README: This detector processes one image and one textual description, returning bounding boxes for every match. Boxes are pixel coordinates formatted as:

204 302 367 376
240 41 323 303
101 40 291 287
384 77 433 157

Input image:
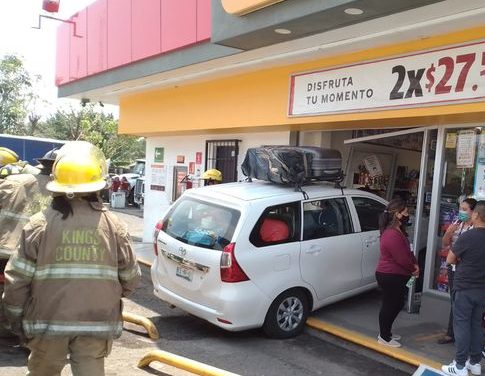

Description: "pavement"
134 238 456 371
113 207 457 372
109 205 144 242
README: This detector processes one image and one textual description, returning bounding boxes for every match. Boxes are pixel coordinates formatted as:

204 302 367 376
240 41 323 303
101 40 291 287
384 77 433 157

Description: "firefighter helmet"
46 141 108 194
202 169 222 182
0 147 19 167
36 148 59 173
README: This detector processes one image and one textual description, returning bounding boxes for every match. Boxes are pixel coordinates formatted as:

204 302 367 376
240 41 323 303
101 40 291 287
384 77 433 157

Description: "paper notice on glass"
150 164 166 189
363 154 383 177
445 133 457 148
456 130 476 168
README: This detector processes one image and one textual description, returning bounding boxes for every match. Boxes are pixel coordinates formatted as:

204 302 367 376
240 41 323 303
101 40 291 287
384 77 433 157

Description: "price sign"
289 41 485 116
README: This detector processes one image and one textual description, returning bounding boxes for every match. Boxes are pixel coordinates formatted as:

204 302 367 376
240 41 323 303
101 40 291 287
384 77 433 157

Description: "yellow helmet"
46 141 108 194
202 169 222 182
0 147 19 167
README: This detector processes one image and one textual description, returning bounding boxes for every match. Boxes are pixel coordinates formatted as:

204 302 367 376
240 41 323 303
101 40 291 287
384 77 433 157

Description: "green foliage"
0 55 33 134
0 55 144 167
41 104 144 167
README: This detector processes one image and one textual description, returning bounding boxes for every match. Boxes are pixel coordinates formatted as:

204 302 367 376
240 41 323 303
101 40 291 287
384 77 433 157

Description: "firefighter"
0 148 56 260
202 168 222 186
0 149 56 339
3 141 141 375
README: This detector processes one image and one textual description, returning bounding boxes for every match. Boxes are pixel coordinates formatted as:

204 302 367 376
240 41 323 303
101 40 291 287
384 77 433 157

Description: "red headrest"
260 217 290 243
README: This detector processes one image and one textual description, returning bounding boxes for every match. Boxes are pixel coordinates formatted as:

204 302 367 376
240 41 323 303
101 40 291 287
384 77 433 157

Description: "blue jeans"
453 288 485 366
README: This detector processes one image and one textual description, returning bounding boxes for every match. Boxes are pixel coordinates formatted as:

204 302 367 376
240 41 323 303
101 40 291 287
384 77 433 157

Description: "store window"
432 127 482 292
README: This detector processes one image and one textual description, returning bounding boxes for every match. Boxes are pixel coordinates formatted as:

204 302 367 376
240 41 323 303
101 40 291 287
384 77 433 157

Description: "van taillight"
153 220 164 256
220 243 249 283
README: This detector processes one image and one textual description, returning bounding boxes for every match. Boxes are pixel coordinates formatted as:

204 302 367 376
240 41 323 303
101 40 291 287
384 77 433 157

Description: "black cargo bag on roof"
241 146 343 185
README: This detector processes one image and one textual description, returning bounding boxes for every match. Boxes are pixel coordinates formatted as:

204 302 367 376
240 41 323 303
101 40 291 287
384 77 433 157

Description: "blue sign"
413 365 444 376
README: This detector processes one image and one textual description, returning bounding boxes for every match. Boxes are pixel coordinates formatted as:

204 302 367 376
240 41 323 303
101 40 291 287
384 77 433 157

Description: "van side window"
250 202 301 247
303 198 353 241
352 197 386 232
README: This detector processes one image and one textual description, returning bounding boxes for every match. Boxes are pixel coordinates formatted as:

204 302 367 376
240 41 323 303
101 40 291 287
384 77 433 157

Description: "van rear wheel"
263 289 309 339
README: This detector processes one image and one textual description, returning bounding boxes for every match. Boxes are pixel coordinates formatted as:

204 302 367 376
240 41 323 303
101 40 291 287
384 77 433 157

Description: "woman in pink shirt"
376 198 419 348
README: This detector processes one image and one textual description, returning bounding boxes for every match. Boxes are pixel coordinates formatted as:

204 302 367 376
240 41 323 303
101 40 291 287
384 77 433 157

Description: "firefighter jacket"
2 198 141 339
0 174 52 259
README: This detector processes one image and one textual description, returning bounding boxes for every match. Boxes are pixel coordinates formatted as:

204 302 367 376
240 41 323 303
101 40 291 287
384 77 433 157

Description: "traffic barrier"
122 312 159 340
138 349 241 376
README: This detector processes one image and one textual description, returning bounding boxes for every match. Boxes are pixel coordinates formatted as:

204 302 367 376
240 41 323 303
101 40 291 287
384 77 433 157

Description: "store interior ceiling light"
274 28 292 35
344 8 364 15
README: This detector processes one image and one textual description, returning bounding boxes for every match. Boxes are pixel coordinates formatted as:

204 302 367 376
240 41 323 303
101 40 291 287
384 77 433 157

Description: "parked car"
133 176 145 208
151 180 386 338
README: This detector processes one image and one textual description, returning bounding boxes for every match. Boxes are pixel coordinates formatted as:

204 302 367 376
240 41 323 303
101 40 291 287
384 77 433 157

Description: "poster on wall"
150 164 166 191
195 152 202 165
445 133 457 148
474 134 485 199
363 154 383 177
456 130 476 168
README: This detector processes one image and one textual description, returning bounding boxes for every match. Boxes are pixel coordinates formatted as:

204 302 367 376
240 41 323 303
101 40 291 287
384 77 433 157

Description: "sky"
0 0 118 119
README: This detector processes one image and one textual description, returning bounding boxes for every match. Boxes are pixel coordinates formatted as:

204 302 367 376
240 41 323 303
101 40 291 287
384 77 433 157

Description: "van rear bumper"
152 281 268 332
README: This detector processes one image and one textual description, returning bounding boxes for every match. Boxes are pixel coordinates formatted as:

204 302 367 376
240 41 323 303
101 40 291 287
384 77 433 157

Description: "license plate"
176 266 193 282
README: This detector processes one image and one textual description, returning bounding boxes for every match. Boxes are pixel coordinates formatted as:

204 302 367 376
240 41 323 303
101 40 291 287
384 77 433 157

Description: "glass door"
424 126 481 295
344 127 438 312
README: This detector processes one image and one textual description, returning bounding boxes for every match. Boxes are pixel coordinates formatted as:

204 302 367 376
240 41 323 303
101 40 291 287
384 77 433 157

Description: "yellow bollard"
138 349 241 376
122 312 159 340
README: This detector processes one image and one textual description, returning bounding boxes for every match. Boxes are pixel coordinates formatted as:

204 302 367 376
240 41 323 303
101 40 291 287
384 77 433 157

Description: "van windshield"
162 197 240 250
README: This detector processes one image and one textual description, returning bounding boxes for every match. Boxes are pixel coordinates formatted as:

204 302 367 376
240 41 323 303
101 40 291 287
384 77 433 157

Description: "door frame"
344 126 437 308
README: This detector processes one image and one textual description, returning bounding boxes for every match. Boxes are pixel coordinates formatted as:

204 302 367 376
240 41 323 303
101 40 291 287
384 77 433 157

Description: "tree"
41 104 144 167
0 55 35 135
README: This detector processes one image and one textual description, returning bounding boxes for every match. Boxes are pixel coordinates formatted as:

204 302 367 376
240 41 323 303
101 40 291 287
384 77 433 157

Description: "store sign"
221 0 285 15
289 41 485 116
412 364 445 376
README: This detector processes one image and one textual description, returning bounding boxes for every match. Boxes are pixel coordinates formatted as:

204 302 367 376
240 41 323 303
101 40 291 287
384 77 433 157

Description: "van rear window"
162 197 240 250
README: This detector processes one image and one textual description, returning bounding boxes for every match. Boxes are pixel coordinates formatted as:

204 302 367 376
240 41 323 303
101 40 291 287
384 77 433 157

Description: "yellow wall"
119 26 485 136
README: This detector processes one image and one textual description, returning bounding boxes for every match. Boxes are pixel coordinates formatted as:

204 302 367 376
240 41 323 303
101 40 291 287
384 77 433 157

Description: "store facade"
55 0 485 319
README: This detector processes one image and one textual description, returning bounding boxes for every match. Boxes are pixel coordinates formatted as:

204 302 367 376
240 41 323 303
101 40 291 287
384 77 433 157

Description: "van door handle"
306 245 322 255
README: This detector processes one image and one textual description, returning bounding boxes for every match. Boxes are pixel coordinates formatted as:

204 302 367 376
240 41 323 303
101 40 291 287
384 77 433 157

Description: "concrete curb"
306 317 442 370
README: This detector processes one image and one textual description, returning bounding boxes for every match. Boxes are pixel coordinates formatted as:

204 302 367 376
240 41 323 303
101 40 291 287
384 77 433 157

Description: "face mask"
458 210 470 222
399 214 410 226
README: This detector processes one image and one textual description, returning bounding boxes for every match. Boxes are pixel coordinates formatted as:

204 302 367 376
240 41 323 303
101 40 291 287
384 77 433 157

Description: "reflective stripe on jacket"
3 198 141 339
0 174 52 259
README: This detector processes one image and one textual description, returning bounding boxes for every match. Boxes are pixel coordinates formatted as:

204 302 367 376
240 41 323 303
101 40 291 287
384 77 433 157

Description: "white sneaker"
441 361 468 376
377 335 401 348
391 334 401 341
466 359 481 375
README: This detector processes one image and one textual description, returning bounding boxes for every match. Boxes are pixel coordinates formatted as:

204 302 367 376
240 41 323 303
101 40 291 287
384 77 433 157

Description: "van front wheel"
263 289 309 339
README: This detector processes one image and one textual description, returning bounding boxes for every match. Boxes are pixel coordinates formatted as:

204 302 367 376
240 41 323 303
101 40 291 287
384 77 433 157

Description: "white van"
151 180 387 338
